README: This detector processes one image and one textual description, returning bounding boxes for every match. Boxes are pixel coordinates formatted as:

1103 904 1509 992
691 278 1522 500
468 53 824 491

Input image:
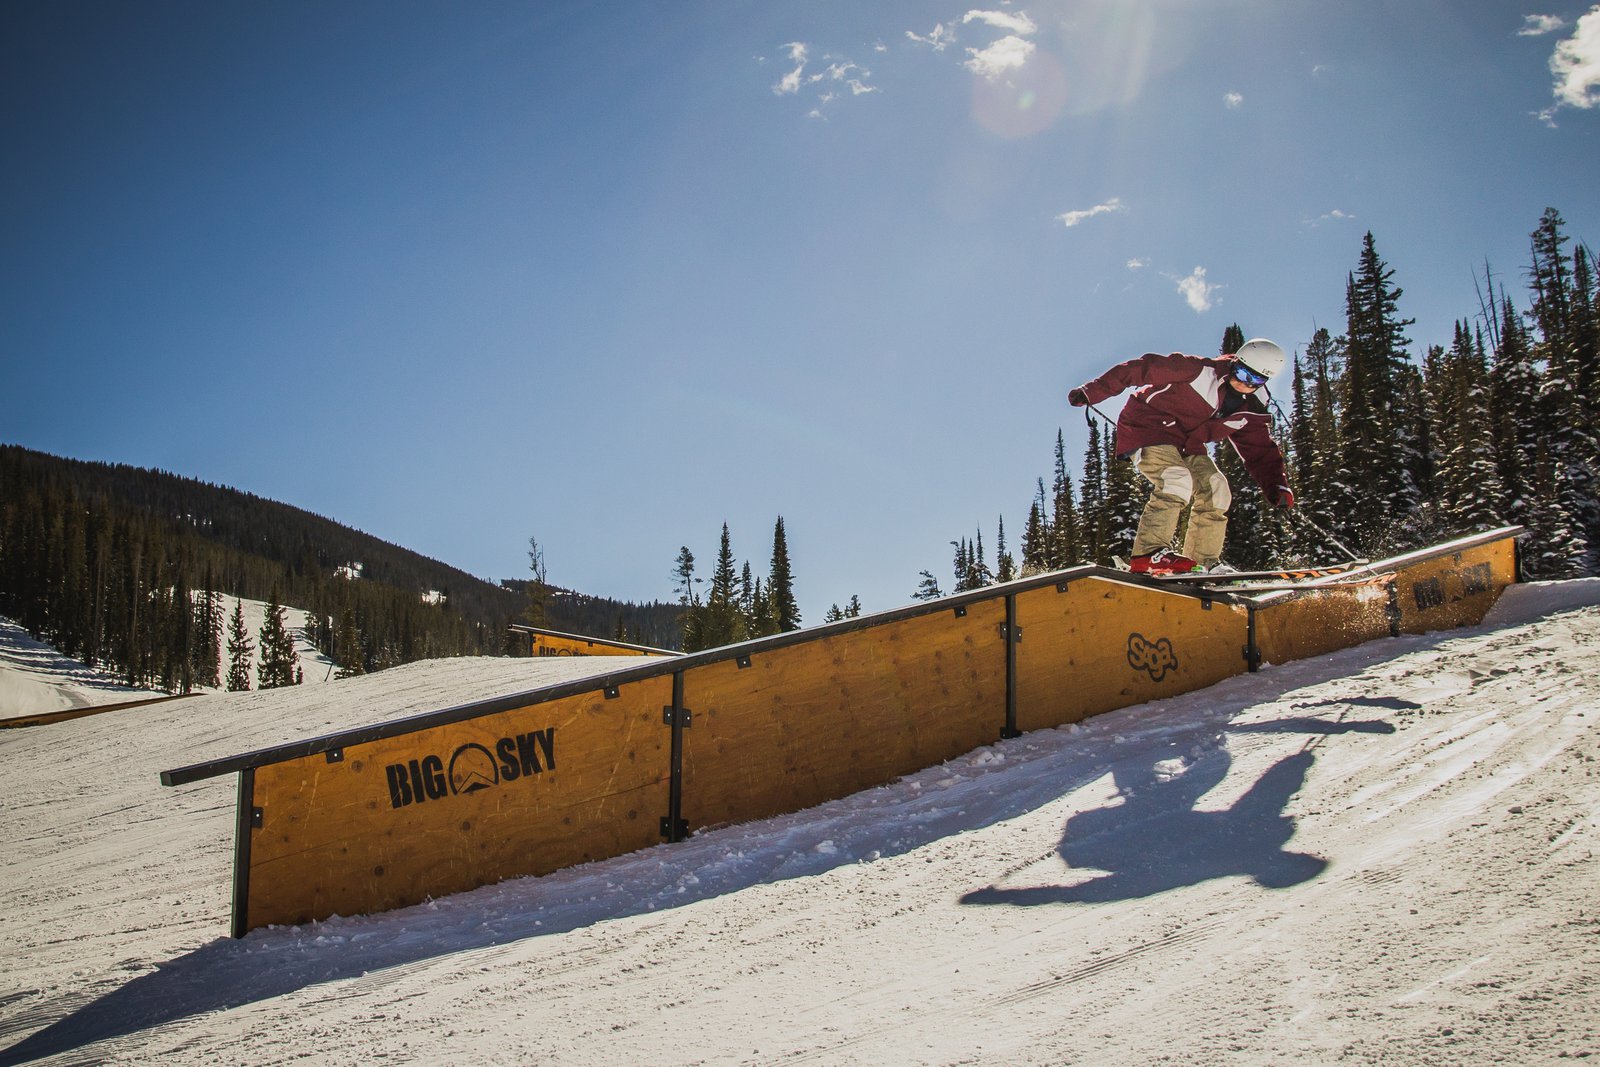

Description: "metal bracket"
325 748 344 764
998 623 1023 643
660 816 689 839
604 684 621 700
250 807 264 829
736 654 752 669
953 605 967 618
663 706 693 728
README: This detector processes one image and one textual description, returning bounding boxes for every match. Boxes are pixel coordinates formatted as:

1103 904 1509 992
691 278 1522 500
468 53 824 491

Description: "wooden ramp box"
1253 529 1520 667
231 675 674 932
1012 576 1251 734
161 528 1522 935
679 599 1009 831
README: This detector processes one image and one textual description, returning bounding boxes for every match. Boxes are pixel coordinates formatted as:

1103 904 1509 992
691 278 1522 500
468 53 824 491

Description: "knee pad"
1157 466 1194 502
1209 473 1232 512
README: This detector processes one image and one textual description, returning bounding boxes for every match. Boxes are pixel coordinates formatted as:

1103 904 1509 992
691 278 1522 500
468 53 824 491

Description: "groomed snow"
2 581 1599 1065
0 594 335 722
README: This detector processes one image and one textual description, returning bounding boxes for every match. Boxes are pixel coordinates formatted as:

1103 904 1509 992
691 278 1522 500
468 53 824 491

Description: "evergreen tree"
194 565 222 689
335 604 364 678
768 516 800 632
1101 431 1144 561
169 562 195 693
1220 323 1246 357
1430 323 1504 532
225 600 253 692
951 538 974 592
1528 209 1600 571
1339 232 1421 552
1079 420 1107 562
913 570 943 600
256 585 299 689
700 523 745 648
1048 431 1081 566
739 562 755 631
522 536 549 626
1020 479 1050 575
673 546 702 652
748 575 778 639
1491 293 1543 528
995 515 1017 582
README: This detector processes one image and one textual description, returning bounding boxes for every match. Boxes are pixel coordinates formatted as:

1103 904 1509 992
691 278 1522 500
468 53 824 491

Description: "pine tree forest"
947 210 1599 592
673 516 816 653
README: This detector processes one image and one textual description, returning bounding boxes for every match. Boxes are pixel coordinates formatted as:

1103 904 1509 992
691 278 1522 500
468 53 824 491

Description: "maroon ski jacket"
1078 352 1290 502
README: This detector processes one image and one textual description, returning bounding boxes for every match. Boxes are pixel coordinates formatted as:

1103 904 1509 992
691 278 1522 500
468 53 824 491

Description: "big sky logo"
383 728 555 810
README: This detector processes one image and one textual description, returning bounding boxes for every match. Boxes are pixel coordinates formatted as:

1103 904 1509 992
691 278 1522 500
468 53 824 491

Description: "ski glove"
1274 487 1296 509
1068 387 1089 407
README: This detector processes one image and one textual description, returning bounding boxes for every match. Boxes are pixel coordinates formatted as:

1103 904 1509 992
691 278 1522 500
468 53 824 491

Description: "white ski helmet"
1235 338 1286 380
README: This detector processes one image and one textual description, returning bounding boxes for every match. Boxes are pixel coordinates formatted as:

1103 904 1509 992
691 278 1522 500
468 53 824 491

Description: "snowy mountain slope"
2 581 1598 1065
0 595 336 721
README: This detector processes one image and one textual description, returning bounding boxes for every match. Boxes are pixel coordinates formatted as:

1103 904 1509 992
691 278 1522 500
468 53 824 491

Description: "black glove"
1068 387 1089 408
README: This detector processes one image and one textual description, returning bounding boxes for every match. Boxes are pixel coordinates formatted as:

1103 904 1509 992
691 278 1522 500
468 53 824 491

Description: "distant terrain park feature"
161 528 1522 937
507 625 678 659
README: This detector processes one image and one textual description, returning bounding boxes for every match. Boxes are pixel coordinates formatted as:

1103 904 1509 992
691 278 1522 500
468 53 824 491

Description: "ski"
1153 560 1371 583
1193 572 1395 594
1109 557 1372 582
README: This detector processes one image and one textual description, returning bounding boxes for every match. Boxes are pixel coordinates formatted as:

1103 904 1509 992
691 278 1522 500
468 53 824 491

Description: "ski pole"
1289 507 1364 563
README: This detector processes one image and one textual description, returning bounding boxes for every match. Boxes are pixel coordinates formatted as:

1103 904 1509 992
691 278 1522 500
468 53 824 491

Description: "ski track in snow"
2 581 1599 1065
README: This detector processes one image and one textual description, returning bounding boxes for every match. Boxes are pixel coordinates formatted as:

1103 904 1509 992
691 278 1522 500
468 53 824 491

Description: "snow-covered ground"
0 595 335 720
2 581 1599 1065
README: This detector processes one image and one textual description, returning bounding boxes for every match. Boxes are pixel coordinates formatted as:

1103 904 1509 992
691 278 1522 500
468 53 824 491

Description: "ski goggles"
1231 363 1269 388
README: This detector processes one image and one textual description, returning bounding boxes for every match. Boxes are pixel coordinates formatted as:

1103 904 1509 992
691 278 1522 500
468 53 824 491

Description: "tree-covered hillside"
0 447 680 691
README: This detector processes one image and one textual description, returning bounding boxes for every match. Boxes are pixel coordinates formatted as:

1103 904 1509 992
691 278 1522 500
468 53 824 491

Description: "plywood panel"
1012 577 1250 734
245 675 673 931
1254 585 1394 666
527 632 667 657
680 601 1007 830
1254 536 1516 665
1392 539 1517 634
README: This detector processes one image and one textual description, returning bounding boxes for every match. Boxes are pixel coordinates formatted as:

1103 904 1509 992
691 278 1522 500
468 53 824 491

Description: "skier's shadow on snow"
961 718 1391 908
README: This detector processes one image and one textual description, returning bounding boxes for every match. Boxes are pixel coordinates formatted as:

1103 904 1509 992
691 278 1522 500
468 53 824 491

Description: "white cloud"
1126 258 1149 271
1057 198 1124 228
953 8 1039 80
819 61 878 96
1301 208 1357 229
965 35 1036 80
961 10 1038 36
1550 5 1600 109
1519 13 1567 36
1224 91 1244 109
1176 267 1220 313
770 43 877 112
773 42 808 95
906 23 957 51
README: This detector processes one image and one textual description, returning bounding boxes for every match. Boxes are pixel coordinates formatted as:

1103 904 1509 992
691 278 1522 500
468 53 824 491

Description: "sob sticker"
1127 633 1178 682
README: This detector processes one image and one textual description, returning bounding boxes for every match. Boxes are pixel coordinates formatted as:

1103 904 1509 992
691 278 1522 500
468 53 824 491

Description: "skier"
1068 338 1295 575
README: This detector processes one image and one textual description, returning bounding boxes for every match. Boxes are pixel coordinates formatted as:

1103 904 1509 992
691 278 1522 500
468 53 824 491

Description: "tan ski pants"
1130 445 1232 566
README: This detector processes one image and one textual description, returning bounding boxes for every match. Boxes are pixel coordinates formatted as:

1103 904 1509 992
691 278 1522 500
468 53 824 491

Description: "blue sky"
4 1 1599 623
